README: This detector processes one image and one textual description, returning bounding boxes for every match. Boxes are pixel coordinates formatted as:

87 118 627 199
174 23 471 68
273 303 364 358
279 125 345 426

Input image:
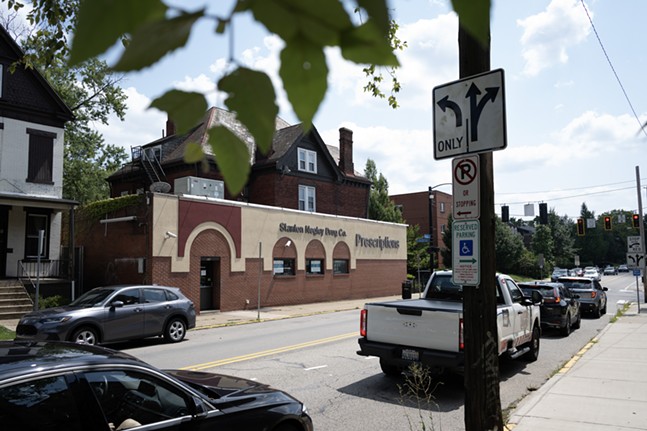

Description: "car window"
143 288 167 303
85 370 192 430
70 288 118 307
505 279 524 303
165 290 179 301
0 375 84 431
425 275 463 301
113 289 140 306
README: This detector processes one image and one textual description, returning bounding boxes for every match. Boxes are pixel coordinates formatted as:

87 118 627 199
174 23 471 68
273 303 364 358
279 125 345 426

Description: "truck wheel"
523 325 540 362
379 359 401 377
560 314 571 337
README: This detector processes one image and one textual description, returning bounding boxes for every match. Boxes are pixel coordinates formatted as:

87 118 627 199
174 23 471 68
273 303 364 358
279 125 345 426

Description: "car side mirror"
110 300 124 308
602 287 608 291
531 290 543 305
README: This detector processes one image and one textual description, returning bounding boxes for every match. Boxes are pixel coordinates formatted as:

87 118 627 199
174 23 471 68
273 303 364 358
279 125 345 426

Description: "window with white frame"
299 185 316 212
298 148 317 173
439 202 445 213
25 211 49 259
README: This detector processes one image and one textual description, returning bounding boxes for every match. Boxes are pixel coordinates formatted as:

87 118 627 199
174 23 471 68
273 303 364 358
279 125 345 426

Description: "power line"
580 0 647 139
496 178 647 196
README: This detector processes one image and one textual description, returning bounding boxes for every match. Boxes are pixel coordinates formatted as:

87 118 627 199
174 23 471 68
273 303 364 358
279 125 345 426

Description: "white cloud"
517 0 591 76
94 87 166 152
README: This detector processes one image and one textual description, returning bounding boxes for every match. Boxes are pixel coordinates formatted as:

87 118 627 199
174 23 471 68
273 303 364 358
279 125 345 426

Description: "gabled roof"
111 107 368 184
0 25 73 126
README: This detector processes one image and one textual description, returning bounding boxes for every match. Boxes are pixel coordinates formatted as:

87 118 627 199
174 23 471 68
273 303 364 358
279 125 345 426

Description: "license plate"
401 349 419 361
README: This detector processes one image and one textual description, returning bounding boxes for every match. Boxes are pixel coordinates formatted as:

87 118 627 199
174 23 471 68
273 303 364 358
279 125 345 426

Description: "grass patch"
0 325 15 341
610 301 631 323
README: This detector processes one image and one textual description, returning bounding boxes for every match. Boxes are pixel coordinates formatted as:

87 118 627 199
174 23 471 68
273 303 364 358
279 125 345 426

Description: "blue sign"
459 240 473 256
633 269 642 277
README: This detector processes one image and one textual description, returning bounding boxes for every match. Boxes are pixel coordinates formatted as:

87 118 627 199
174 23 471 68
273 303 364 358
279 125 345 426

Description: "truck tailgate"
365 299 462 353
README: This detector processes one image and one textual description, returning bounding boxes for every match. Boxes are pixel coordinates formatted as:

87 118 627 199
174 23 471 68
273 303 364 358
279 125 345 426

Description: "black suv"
0 341 313 431
518 281 581 336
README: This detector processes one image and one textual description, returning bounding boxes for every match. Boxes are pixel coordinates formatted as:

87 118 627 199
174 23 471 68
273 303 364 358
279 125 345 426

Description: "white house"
0 25 74 280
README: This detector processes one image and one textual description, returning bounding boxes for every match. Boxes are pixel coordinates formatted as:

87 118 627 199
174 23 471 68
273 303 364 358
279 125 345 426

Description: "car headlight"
40 316 72 324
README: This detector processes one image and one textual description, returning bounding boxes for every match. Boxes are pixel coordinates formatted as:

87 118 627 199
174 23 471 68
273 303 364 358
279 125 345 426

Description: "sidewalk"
507 301 647 430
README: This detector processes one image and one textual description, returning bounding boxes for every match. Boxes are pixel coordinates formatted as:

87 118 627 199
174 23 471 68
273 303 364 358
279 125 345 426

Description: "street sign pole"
458 20 502 431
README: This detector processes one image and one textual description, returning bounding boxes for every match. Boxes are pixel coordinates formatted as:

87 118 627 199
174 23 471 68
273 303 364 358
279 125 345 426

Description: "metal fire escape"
131 146 167 187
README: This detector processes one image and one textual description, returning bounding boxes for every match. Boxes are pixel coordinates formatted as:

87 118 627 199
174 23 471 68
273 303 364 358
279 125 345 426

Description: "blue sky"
93 0 647 220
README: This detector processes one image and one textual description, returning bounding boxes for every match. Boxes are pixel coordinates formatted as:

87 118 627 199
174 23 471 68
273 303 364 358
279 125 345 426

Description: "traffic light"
603 216 612 231
501 205 509 223
577 218 585 236
539 203 548 225
633 214 641 228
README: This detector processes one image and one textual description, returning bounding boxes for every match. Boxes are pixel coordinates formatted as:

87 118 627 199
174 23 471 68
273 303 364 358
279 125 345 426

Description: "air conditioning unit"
174 176 224 199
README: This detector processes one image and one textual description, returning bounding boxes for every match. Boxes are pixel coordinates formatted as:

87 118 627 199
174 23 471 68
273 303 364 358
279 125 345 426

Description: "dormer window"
298 148 317 173
145 146 162 162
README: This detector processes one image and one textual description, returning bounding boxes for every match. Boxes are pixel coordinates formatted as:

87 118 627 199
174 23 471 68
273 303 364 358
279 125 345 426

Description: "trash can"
402 280 412 299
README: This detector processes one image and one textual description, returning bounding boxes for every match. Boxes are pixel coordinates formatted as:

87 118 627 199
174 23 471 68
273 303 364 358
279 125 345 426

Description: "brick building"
390 189 453 269
78 109 407 312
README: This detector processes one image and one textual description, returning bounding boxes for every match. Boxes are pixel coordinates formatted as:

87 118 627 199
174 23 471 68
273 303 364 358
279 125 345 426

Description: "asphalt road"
121 272 643 430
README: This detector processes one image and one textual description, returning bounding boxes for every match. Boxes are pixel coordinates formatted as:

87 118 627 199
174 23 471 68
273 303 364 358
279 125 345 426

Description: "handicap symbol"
459 240 473 256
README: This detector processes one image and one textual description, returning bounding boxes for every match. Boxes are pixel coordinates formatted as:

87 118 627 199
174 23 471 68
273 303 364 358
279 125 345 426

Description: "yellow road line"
558 340 595 374
181 331 358 371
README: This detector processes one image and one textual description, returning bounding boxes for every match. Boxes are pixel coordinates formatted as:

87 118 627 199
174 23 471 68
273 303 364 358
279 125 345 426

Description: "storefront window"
306 259 323 275
333 259 349 274
274 258 295 276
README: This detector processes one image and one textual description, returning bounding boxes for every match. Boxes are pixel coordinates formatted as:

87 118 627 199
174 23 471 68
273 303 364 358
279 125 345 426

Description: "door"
505 278 531 345
200 257 220 311
0 206 7 277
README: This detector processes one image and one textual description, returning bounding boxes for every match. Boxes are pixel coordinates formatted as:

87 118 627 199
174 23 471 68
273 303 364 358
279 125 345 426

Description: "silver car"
15 285 196 345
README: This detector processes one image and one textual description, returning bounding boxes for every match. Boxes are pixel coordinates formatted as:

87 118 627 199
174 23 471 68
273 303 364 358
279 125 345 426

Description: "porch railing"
17 259 70 279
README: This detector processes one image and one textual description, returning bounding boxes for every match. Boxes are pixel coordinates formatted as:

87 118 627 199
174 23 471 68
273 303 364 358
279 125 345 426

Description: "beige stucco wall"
151 194 407 273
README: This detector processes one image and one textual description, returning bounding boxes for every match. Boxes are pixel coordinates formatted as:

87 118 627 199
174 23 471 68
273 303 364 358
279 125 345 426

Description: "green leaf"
208 127 251 196
149 90 208 135
247 0 351 47
451 0 491 47
183 142 205 163
113 11 203 72
356 0 390 36
280 40 328 128
71 0 167 66
218 68 278 154
340 20 399 66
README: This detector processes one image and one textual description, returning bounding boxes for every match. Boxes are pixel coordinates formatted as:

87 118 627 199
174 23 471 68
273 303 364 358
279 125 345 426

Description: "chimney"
339 127 354 175
165 116 176 137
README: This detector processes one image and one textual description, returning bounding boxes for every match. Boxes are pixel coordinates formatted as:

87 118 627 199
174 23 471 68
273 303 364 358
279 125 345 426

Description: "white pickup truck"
357 270 542 376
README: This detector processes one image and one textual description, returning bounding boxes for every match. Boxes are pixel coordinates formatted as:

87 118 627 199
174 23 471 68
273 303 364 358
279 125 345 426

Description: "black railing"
17 260 70 279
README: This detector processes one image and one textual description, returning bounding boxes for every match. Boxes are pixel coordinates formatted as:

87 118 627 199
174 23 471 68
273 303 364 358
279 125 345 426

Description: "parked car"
550 267 569 282
0 340 313 431
603 265 618 276
15 284 196 345
518 281 581 336
583 268 601 281
558 276 608 318
569 267 583 277
618 264 629 273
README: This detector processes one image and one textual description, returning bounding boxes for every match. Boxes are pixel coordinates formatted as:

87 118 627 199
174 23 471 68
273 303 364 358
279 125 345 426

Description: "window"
145 146 162 162
113 289 140 305
273 258 295 276
306 258 324 274
0 375 84 431
143 288 166 303
27 129 56 184
440 224 446 233
505 279 524 303
333 259 349 274
299 185 316 212
439 202 445 213
0 64 4 98
25 211 49 259
85 370 191 429
298 148 317 173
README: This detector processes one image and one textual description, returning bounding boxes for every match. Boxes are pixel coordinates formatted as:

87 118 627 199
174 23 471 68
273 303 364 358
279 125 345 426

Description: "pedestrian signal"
603 216 611 231
577 218 585 236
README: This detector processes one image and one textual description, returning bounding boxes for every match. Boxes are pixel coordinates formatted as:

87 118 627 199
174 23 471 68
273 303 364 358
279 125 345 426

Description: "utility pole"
459 17 503 431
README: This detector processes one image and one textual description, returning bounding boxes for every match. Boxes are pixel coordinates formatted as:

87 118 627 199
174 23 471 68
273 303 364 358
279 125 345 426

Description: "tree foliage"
364 159 403 223
2 0 491 197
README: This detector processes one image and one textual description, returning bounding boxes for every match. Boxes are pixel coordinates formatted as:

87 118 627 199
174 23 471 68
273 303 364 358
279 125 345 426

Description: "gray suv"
15 285 196 345
558 276 608 318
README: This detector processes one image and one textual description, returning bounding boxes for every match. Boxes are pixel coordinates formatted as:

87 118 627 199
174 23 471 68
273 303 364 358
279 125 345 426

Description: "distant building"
390 189 453 269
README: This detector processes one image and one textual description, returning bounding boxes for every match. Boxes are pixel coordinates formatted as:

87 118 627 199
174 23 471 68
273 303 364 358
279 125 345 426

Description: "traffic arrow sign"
433 69 507 160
